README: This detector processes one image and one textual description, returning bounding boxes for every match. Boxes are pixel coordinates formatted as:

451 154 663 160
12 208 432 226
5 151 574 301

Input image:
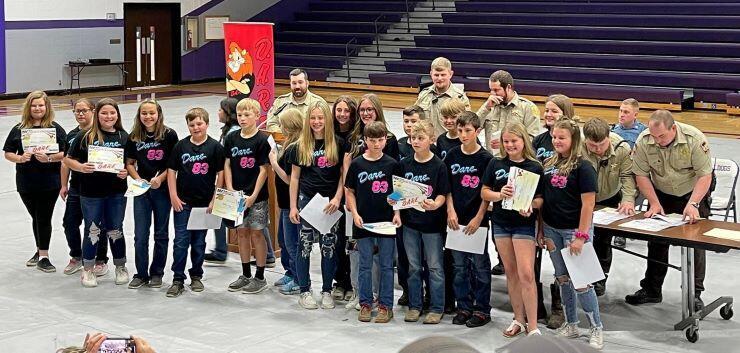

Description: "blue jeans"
80 193 127 268
395 227 410 291
210 221 228 260
64 186 109 262
264 227 275 261
172 206 207 282
133 187 171 280
544 224 603 328
279 208 297 278
451 245 492 315
295 193 338 293
403 226 445 313
359 237 395 308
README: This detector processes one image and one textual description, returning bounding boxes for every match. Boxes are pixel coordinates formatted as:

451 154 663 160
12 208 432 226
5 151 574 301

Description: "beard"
293 88 307 98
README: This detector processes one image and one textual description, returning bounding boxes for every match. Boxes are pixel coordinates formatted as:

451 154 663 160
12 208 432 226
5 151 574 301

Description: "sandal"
503 319 526 338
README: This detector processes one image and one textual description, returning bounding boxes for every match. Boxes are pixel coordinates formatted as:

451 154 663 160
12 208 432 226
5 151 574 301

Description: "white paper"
267 135 277 152
618 213 687 232
362 222 398 235
592 207 632 225
704 228 740 241
299 194 343 235
501 166 540 212
391 175 428 212
345 207 353 239
186 207 223 230
444 226 489 255
560 242 606 289
124 178 151 197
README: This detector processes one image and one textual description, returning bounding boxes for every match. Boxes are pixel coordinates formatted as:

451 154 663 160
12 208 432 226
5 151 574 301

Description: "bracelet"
574 230 590 241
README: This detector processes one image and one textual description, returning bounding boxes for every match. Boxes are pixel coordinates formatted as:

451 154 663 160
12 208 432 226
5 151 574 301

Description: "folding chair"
710 158 739 222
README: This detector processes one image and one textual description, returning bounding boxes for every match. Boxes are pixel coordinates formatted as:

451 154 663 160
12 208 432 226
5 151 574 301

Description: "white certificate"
186 207 223 230
592 207 632 225
362 222 398 236
211 188 246 225
21 128 58 153
88 145 124 173
299 194 343 235
391 175 429 212
125 178 151 197
560 242 605 289
502 166 540 212
444 226 489 255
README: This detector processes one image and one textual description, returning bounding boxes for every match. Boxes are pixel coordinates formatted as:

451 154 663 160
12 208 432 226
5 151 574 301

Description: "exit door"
124 3 180 88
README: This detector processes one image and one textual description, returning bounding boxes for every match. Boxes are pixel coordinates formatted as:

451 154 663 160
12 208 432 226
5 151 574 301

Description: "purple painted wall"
0 2 5 93
181 0 314 82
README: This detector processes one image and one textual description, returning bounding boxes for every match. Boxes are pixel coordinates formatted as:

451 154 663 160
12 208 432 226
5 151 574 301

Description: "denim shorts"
237 200 269 230
492 222 536 241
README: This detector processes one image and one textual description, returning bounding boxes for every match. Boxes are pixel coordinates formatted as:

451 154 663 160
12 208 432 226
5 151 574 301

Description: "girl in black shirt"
3 91 66 272
65 98 129 288
333 95 356 142
125 99 178 288
344 94 399 166
533 94 575 164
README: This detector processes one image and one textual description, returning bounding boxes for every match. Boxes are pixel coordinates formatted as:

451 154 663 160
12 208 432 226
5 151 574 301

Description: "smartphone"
98 337 135 353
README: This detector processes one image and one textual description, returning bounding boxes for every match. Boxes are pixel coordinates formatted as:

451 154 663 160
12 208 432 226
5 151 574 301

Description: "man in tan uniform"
626 110 713 311
265 68 326 132
582 118 637 296
476 70 541 153
414 57 471 137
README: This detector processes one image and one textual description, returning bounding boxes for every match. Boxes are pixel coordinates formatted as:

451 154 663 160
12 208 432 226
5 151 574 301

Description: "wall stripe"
6 19 124 30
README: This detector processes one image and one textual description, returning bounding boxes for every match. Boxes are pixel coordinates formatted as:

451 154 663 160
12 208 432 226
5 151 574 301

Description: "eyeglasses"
359 108 375 114
74 109 91 115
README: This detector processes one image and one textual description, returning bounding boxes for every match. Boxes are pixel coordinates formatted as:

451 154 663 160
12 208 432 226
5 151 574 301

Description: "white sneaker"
299 291 319 310
589 327 604 350
115 266 129 285
81 269 97 288
557 322 580 339
93 263 109 277
345 292 359 309
63 258 83 275
321 291 335 309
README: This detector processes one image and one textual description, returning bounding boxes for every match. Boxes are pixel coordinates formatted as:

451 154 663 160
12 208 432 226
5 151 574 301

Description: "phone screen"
98 338 134 353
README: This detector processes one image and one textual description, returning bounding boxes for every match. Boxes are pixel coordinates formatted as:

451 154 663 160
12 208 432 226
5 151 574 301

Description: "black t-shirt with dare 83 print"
482 157 544 227
3 122 67 193
68 129 129 198
224 130 271 202
289 136 345 198
124 128 179 181
533 131 555 164
344 155 402 239
541 159 597 229
444 146 493 225
167 136 226 207
399 155 450 233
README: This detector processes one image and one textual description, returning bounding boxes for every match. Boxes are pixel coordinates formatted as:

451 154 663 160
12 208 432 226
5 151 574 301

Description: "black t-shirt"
533 130 555 164
400 155 450 233
289 136 345 198
542 159 598 229
68 129 129 197
167 136 226 207
275 143 296 210
445 146 493 225
398 136 439 161
64 126 83 189
125 128 179 182
435 133 461 160
345 154 402 239
336 128 352 143
3 122 67 193
482 157 544 227
224 130 271 202
350 134 401 162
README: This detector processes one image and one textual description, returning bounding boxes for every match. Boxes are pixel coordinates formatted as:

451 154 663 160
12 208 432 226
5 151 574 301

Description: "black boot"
536 281 548 323
546 282 564 329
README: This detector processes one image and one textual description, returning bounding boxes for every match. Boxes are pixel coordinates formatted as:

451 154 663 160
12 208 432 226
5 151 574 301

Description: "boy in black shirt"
435 99 467 160
445 112 494 328
166 108 225 298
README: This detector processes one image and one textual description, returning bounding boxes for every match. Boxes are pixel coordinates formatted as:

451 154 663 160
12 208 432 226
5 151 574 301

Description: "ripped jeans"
80 193 127 269
294 193 338 293
543 223 603 328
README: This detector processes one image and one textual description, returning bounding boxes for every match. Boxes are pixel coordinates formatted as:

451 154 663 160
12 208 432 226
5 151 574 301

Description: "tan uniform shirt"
632 121 712 197
265 90 326 132
582 133 637 204
414 84 471 136
476 92 541 153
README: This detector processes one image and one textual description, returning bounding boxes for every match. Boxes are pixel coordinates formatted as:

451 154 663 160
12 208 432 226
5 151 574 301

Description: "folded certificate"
391 175 428 212
125 178 151 197
88 145 124 173
362 222 398 235
560 242 605 289
21 128 58 153
299 194 343 235
445 226 489 255
502 167 540 212
186 207 223 230
211 188 247 226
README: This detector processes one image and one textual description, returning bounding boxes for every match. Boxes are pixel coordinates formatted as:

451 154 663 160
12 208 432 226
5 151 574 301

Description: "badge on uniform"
700 141 710 154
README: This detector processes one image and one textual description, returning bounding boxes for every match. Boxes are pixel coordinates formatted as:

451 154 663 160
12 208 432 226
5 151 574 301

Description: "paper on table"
124 178 151 197
704 228 740 241
362 222 398 235
560 242 605 289
592 207 632 225
186 207 223 230
299 194 343 235
501 166 540 212
391 175 428 212
444 226 489 255
21 128 59 153
619 213 687 232
88 145 125 173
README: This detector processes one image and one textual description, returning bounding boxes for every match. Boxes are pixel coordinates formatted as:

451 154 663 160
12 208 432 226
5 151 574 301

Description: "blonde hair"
545 118 583 177
296 101 339 166
622 98 640 111
410 120 434 139
349 93 392 157
130 99 166 143
85 98 124 145
278 108 303 158
440 98 466 119
20 90 55 129
236 98 261 115
499 122 538 163
431 57 452 71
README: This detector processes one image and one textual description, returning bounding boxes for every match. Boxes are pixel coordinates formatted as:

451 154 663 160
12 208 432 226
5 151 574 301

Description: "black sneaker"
694 295 704 312
36 258 56 273
26 252 39 267
204 253 226 265
166 281 185 298
444 303 457 315
452 310 472 325
466 312 491 328
128 277 148 289
594 280 606 297
625 289 662 305
149 275 163 288
491 262 505 276
397 291 409 306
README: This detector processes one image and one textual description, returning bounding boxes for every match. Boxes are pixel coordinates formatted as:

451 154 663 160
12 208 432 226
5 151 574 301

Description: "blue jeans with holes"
544 223 603 328
279 208 297 279
133 187 171 280
295 193 338 293
171 205 207 282
403 226 445 313
64 185 109 262
80 193 127 268
359 237 395 308
451 244 492 315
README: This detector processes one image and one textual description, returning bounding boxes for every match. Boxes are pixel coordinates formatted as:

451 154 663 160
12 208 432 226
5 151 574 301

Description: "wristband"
574 230 589 241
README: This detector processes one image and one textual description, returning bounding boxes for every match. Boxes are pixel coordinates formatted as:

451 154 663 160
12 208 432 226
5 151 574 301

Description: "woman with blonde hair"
3 90 67 272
